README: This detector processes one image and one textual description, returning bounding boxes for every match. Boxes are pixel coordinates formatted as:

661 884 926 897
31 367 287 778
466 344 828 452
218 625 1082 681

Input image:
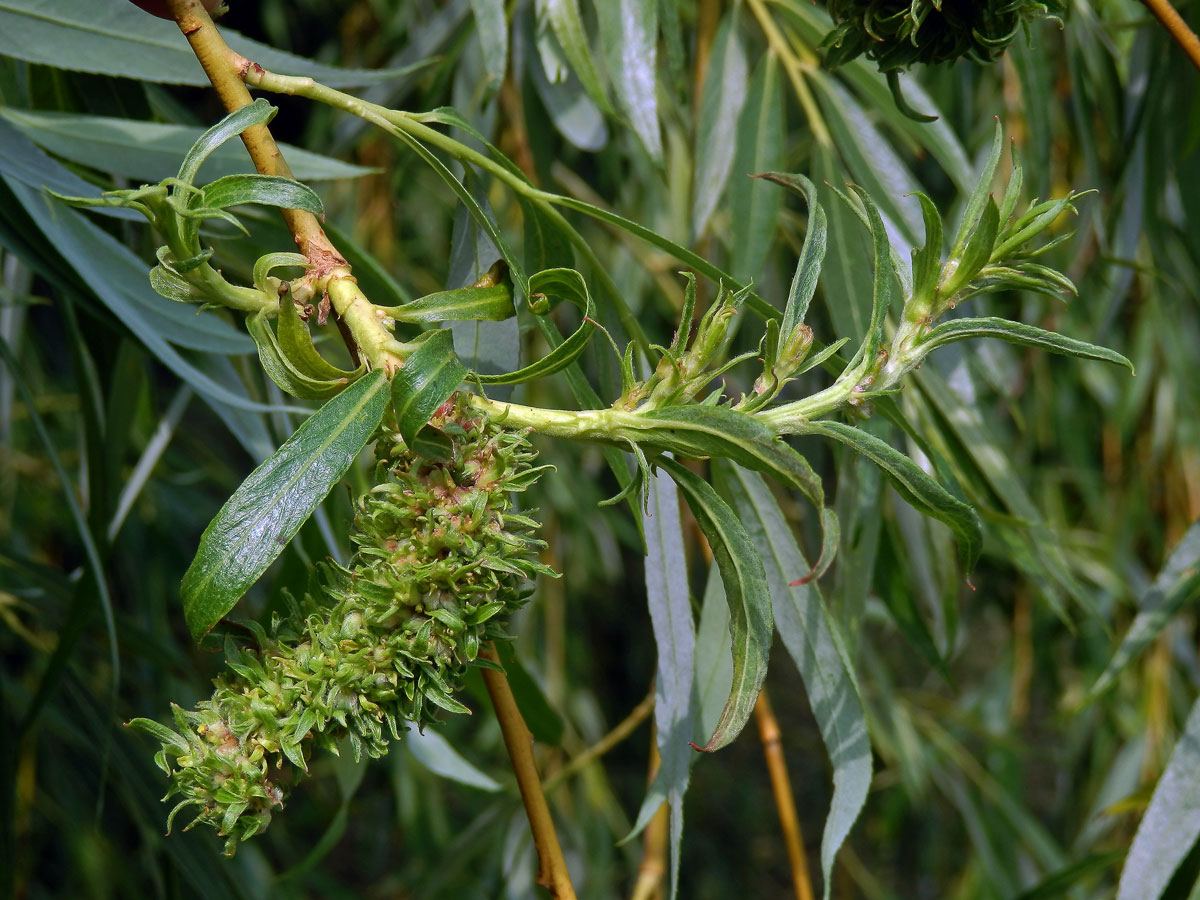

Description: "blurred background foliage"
1 0 1199 897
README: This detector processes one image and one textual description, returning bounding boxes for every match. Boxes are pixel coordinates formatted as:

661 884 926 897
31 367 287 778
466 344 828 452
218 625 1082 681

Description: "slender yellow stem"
480 645 578 900
755 690 816 900
163 0 403 372
164 0 338 268
1141 0 1200 71
745 0 831 148
543 691 655 793
630 727 668 900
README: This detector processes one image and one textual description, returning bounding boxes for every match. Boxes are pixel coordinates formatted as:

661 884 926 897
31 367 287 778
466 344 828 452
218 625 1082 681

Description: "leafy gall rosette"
130 395 552 854
823 0 1065 71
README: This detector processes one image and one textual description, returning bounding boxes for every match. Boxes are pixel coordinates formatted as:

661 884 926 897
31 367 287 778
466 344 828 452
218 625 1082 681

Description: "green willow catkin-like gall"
822 0 1064 71
129 395 553 854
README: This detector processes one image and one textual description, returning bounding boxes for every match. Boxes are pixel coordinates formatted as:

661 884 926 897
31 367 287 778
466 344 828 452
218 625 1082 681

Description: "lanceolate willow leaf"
1083 520 1200 705
659 457 772 753
920 318 1134 371
0 0 428 88
716 463 870 900
596 0 663 164
180 371 390 640
470 267 598 385
758 172 828 338
640 466 695 900
692 9 749 237
729 52 785 283
1117 696 1200 900
796 418 983 572
391 329 467 446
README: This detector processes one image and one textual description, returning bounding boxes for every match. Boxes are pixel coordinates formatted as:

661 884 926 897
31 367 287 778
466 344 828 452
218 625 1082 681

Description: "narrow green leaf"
468 0 508 95
1084 520 1200 704
758 172 827 339
391 330 467 447
813 148 875 345
1118 696 1200 900
910 192 944 308
277 296 363 383
149 264 205 304
659 457 771 752
181 370 390 641
388 284 515 324
692 10 748 236
0 107 376 184
843 185 895 373
716 464 870 900
178 100 276 186
921 318 1135 372
200 174 325 218
597 0 662 163
0 0 427 88
729 53 785 283
535 0 613 114
940 196 999 298
407 729 502 791
796 419 982 572
246 312 347 400
471 267 597 385
641 465 695 899
630 405 824 512
694 564 734 744
950 119 1004 259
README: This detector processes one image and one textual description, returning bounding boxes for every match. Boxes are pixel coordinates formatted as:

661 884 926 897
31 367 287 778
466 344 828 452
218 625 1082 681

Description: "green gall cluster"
129 395 552 854
823 0 1064 72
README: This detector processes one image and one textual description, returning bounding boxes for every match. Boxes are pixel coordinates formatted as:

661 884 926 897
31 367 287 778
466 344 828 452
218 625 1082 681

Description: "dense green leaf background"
2 0 1199 898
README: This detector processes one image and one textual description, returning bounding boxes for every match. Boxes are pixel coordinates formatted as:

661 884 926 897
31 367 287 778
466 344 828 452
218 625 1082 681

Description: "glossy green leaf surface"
391 330 466 446
180 370 390 640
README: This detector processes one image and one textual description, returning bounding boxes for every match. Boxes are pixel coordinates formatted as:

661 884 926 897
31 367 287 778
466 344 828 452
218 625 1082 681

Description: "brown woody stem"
1142 0 1200 71
480 645 578 900
755 690 815 900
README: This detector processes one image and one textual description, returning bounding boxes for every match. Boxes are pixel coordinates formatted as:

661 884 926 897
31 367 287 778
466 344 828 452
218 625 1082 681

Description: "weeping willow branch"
1141 0 1200 71
480 645 578 900
165 0 336 264
163 0 401 370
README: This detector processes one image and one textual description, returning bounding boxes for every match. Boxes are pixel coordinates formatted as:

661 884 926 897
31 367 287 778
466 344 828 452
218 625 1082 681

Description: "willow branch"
755 690 815 900
480 645 578 900
163 0 402 371
1141 0 1200 71
543 690 655 793
165 0 340 266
